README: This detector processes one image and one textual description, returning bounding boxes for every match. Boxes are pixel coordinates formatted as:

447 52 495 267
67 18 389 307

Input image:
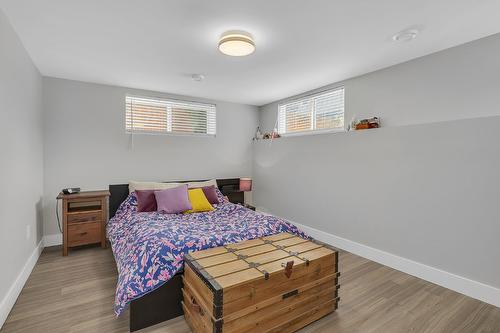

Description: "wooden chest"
182 233 340 333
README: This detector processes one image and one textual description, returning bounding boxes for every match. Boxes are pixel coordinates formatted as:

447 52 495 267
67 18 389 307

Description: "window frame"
125 94 217 137
277 86 345 137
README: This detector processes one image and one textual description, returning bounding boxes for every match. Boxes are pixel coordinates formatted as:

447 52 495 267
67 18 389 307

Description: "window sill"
279 128 346 138
126 131 216 138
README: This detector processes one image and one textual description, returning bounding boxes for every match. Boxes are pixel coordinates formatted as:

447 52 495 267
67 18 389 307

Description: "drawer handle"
190 296 204 316
79 232 88 236
73 217 96 223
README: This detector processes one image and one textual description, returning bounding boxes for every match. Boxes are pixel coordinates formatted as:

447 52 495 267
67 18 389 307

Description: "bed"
107 179 307 331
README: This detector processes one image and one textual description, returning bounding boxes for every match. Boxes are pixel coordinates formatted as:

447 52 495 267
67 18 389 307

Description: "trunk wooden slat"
182 233 339 333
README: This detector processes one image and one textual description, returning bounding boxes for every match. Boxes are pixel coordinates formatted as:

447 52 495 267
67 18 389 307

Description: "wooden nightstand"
57 190 110 256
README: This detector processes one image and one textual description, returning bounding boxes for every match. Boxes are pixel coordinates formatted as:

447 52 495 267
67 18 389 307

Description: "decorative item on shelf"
253 126 263 141
262 128 281 140
353 117 380 130
348 115 357 131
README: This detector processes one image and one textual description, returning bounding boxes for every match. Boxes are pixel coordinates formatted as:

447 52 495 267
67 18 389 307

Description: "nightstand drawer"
68 223 101 246
67 211 101 224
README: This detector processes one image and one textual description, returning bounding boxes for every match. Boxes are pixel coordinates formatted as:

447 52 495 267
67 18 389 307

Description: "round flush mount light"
218 31 255 56
392 29 419 42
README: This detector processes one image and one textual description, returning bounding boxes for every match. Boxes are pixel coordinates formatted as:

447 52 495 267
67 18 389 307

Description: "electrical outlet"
26 225 31 240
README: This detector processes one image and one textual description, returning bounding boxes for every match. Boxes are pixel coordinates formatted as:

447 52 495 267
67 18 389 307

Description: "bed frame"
108 179 243 332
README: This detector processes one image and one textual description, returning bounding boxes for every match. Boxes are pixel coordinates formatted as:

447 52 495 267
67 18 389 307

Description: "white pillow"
128 181 181 194
185 179 218 189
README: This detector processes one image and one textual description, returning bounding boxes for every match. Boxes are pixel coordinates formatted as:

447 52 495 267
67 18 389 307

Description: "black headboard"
109 178 243 218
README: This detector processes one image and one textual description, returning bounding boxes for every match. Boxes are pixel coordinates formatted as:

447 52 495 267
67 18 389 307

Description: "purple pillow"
201 186 220 205
154 184 192 214
135 190 157 212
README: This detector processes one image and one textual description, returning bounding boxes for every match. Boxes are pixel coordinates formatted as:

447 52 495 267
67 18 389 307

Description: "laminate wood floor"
2 245 500 333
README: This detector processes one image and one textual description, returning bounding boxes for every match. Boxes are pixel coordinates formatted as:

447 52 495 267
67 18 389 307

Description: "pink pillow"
135 190 157 212
154 184 192 214
199 186 220 205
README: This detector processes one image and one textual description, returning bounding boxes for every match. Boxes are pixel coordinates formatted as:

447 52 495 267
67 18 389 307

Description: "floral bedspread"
107 191 307 316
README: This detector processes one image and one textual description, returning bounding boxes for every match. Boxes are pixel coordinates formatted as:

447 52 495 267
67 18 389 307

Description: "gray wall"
42 78 259 237
255 33 500 289
0 9 43 306
260 33 500 131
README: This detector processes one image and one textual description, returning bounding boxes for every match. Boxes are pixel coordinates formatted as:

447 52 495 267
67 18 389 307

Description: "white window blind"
278 87 344 135
126 95 216 136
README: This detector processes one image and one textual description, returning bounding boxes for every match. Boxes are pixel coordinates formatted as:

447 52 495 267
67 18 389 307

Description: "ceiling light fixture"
218 31 255 57
392 29 419 42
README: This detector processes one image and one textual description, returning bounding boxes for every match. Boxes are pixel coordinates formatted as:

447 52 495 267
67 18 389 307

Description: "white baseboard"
43 233 62 247
292 220 500 309
0 240 44 329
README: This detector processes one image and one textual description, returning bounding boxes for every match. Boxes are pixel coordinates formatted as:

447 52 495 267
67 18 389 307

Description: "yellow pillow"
184 188 214 213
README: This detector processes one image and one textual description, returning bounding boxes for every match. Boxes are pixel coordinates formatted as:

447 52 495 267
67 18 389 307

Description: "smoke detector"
191 74 205 82
392 29 419 42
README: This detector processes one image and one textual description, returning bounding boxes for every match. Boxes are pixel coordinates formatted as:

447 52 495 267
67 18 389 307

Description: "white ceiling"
2 0 500 106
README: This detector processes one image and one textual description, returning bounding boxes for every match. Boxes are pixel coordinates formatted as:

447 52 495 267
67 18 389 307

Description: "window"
126 95 216 136
278 87 344 135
